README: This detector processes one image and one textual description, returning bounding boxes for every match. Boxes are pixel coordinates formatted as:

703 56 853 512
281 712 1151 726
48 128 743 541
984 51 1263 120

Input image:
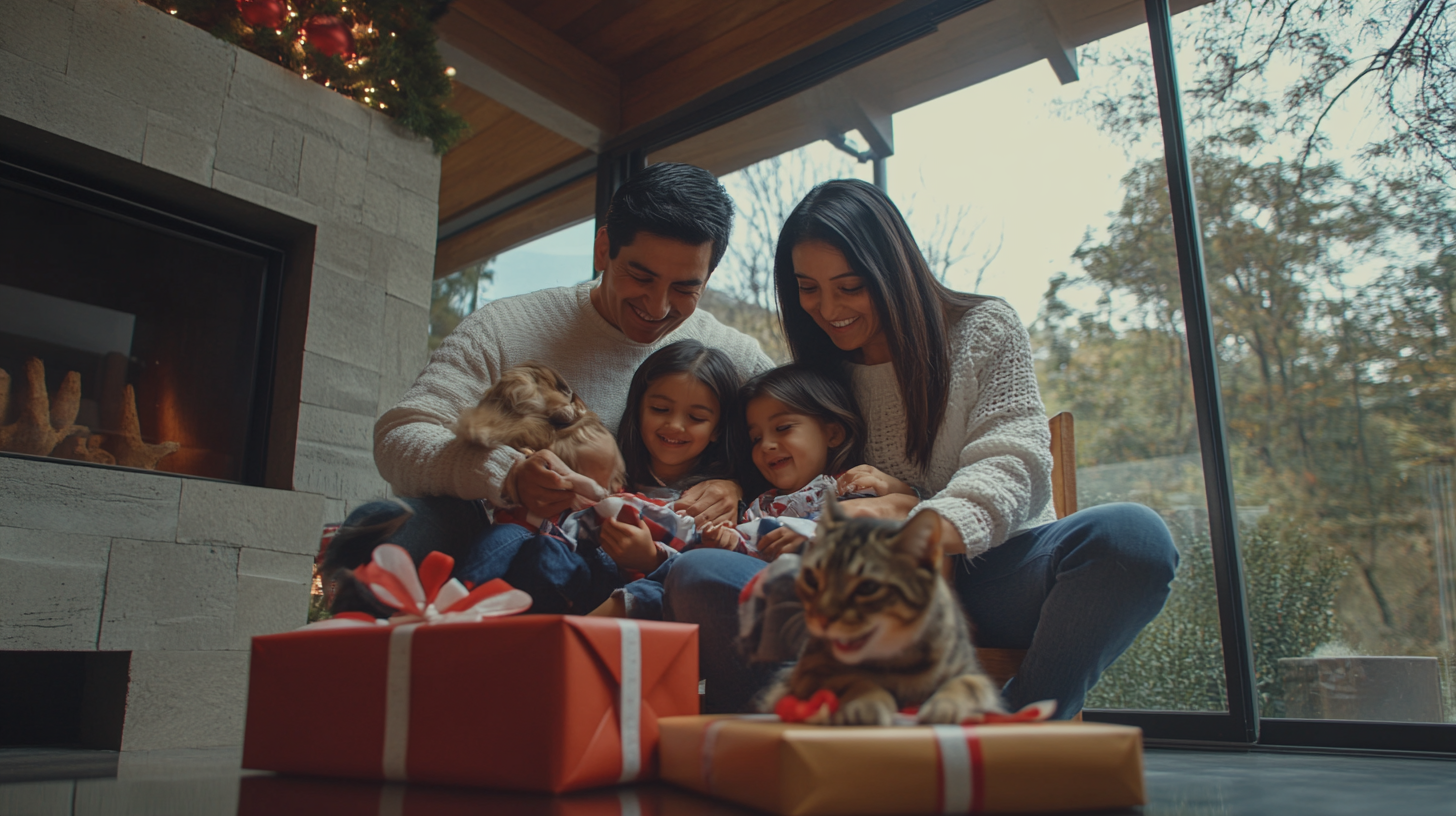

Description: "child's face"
746 395 845 493
639 372 721 482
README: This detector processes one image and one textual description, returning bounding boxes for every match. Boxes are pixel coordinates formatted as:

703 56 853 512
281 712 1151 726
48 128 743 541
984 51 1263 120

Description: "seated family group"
328 163 1180 721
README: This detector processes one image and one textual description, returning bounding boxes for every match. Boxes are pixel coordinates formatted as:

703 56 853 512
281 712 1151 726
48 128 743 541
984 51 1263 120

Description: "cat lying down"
753 497 1005 726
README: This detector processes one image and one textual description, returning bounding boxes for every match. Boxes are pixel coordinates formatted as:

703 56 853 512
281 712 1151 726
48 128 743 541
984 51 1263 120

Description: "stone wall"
0 0 440 748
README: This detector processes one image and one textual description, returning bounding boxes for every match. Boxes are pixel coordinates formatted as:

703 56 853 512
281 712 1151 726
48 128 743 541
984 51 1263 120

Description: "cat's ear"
894 510 944 569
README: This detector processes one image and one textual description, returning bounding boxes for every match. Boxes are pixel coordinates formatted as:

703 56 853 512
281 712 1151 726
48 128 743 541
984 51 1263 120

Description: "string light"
444 66 456 77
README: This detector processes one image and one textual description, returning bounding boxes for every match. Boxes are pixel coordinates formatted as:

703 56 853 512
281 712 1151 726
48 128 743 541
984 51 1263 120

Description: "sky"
477 5 1390 327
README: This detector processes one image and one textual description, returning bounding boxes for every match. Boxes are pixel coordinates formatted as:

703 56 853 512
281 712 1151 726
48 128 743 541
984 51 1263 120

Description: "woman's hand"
757 527 807 560
839 492 919 521
837 465 917 498
676 479 743 527
509 449 578 518
598 516 665 573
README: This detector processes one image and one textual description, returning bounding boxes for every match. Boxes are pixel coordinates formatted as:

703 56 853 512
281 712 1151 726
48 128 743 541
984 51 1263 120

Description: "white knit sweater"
850 298 1056 558
374 282 773 504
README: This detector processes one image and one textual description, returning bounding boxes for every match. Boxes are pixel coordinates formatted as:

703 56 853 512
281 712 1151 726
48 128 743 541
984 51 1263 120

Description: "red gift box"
242 614 699 793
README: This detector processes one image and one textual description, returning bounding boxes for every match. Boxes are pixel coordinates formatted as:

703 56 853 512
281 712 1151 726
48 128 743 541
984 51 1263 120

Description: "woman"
663 179 1178 717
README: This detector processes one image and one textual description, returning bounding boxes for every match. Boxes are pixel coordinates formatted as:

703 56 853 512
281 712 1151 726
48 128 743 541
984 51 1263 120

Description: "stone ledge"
0 527 111 650
0 457 182 541
98 539 239 652
177 480 324 555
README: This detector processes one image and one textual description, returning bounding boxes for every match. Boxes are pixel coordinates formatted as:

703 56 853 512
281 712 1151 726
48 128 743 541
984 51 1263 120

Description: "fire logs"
0 357 87 455
0 356 179 470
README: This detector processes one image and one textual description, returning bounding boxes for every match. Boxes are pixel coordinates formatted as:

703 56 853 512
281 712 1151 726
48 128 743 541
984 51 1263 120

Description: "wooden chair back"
975 412 1080 719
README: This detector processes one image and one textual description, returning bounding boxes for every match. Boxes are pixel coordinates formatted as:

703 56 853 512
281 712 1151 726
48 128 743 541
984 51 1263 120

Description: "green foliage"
145 0 467 152
429 260 493 351
1087 514 1348 714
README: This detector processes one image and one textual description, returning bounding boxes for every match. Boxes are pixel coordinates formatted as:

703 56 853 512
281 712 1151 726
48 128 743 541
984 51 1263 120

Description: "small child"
713 363 919 559
457 340 744 615
726 364 926 665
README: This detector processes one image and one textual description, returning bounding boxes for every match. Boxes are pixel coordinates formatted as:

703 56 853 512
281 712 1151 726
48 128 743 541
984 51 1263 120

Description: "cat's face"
796 499 944 665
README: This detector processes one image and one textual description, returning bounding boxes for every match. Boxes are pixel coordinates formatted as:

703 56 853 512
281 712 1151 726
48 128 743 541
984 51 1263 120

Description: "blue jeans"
337 496 663 616
662 503 1178 717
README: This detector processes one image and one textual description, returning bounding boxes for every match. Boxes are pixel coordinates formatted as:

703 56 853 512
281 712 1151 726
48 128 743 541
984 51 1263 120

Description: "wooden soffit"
434 0 1210 277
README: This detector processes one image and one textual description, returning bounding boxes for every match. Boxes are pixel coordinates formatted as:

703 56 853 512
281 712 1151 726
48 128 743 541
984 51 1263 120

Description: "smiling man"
369 163 772 563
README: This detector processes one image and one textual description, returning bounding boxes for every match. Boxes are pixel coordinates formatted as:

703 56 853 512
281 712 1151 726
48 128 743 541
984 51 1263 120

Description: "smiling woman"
662 179 1180 719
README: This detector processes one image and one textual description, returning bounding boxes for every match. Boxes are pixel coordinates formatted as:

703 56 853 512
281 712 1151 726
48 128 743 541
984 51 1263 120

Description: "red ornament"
237 0 288 29
304 15 355 58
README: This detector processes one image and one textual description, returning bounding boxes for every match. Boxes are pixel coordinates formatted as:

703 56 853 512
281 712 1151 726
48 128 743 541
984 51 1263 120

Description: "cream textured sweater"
850 298 1056 558
374 281 773 504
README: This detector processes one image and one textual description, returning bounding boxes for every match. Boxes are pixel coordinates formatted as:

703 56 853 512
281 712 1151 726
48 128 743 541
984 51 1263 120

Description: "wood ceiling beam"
1028 1 1079 84
437 0 620 150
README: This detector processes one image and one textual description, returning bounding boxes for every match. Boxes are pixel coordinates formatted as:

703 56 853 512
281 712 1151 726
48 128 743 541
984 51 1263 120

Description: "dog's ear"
494 368 548 415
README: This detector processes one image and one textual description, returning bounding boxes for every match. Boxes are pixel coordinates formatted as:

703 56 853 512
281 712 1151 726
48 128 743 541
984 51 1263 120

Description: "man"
350 163 772 566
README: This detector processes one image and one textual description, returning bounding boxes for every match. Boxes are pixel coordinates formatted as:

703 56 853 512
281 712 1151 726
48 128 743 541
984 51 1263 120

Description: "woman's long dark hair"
617 339 742 490
773 179 990 469
735 364 866 497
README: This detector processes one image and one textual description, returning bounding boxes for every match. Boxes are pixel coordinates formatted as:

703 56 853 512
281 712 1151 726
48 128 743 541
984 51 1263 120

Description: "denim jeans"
662 502 1178 718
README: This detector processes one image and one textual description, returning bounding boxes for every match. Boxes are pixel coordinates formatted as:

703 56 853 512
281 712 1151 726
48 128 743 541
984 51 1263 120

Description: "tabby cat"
760 497 1005 725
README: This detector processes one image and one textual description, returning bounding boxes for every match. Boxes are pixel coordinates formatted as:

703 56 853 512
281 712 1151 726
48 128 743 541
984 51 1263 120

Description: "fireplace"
1 0 440 751
1 160 283 484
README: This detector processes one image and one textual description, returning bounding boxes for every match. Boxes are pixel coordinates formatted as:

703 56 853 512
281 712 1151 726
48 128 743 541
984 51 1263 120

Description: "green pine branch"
146 0 467 153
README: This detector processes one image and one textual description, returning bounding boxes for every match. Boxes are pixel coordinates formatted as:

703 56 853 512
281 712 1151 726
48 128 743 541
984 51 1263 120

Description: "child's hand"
700 521 744 551
599 516 664 573
758 527 807 560
837 466 917 498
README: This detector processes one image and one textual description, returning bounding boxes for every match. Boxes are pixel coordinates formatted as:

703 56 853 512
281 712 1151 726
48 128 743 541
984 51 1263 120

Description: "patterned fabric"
734 474 876 556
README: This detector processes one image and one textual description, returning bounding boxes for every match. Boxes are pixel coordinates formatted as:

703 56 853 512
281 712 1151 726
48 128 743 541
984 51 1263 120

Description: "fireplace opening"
0 159 285 485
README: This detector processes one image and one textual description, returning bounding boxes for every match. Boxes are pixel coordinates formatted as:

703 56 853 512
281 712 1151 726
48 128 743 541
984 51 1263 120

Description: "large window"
1170 1 1455 726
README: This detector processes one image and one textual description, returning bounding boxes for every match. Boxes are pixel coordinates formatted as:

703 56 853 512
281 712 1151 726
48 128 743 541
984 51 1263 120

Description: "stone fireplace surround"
1 0 439 749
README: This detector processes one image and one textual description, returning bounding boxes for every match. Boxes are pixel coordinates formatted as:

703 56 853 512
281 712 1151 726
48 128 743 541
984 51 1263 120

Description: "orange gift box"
658 715 1145 815
242 615 698 793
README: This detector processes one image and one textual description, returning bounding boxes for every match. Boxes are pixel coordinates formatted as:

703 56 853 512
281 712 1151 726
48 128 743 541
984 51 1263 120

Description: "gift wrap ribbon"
376 618 647 783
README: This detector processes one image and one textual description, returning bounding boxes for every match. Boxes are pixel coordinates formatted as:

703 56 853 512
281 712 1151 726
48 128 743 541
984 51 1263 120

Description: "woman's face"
639 372 720 483
792 240 891 365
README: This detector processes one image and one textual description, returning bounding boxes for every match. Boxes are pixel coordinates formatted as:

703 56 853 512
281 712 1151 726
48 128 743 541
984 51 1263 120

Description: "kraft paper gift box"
658 714 1145 815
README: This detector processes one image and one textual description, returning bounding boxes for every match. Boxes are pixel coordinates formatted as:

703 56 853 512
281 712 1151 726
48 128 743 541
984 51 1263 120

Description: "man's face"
589 228 713 344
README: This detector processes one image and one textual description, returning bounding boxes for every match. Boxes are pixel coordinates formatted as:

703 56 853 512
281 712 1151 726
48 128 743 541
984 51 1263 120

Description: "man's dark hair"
604 163 734 271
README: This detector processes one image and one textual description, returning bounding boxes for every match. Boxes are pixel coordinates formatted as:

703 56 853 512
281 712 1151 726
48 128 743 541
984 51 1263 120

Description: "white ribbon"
616 618 642 783
933 724 975 814
382 623 420 781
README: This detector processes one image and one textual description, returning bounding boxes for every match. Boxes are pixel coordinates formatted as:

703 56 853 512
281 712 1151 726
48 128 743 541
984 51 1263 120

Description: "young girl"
724 363 920 559
459 340 743 617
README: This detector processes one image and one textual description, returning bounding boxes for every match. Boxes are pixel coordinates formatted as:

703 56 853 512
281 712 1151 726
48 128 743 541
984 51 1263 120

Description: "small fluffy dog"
455 362 625 499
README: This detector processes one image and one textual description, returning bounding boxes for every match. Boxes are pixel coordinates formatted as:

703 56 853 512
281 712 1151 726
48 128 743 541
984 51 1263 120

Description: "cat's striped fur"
761 497 1004 725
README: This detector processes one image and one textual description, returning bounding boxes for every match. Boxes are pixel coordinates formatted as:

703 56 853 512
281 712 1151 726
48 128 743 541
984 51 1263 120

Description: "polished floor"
0 745 1453 815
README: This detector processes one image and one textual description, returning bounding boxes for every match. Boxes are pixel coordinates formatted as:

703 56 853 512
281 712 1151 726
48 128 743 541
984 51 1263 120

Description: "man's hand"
509 449 579 518
839 492 919 521
836 465 917 498
757 526 807 560
677 479 742 527
598 515 664 573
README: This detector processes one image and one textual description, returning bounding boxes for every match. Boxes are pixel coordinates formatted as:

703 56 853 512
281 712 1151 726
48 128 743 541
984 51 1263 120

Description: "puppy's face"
496 363 585 428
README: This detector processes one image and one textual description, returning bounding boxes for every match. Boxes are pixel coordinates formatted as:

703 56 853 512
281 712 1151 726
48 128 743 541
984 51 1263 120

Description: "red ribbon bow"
313 544 532 628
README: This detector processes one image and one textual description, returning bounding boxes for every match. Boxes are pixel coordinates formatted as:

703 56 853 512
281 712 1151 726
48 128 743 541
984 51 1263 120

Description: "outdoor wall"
0 0 440 748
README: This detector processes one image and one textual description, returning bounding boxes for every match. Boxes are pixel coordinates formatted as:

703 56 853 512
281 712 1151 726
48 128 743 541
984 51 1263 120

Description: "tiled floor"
1 745 1453 815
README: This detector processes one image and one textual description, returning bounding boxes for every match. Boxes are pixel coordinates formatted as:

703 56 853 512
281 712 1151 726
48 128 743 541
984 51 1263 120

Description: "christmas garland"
146 0 467 153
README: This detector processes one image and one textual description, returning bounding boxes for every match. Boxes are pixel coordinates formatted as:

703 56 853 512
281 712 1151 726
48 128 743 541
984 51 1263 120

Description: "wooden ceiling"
433 0 1209 278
